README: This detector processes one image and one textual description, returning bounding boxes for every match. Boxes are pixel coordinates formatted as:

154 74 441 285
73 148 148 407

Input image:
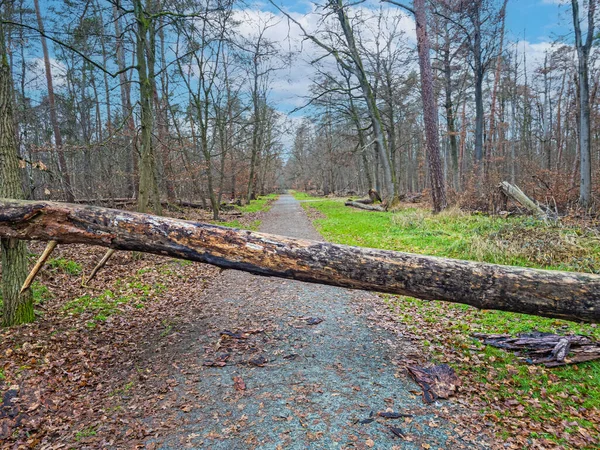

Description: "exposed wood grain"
498 181 547 218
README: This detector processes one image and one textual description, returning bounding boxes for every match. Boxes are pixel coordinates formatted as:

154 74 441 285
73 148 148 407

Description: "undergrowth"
62 272 167 327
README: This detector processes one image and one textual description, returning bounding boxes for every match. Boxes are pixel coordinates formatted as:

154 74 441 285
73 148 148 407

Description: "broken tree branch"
345 201 387 212
1 199 599 323
84 248 116 286
498 181 548 219
20 240 57 293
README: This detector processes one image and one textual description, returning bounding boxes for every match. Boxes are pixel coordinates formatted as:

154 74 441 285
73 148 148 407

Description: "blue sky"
506 0 571 43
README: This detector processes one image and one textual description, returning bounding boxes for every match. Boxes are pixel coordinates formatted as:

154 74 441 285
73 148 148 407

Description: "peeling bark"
1 200 599 323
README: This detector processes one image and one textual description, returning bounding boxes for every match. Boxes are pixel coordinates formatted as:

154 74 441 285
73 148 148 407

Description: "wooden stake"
84 248 116 286
20 240 57 293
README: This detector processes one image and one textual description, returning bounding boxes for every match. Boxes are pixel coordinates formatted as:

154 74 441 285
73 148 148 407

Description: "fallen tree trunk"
0 199 599 323
473 332 600 367
498 182 547 219
345 201 386 212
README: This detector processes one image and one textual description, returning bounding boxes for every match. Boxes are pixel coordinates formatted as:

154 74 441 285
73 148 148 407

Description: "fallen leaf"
233 376 246 391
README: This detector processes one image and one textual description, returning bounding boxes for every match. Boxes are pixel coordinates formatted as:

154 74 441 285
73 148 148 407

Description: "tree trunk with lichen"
1 200 600 323
0 29 33 326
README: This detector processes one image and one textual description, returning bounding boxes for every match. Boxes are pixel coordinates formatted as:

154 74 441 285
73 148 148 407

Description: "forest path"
148 195 487 449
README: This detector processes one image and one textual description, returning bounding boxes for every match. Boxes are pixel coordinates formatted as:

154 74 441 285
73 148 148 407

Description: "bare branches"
380 0 415 15
2 19 137 78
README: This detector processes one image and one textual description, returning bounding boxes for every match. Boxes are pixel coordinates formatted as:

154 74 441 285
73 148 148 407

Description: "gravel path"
147 195 488 449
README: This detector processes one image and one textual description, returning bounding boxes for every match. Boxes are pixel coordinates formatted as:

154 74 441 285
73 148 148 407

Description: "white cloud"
232 5 416 109
25 57 68 91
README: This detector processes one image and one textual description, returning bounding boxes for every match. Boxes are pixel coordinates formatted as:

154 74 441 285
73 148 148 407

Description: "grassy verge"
236 193 279 213
299 197 600 448
215 193 278 230
290 190 316 201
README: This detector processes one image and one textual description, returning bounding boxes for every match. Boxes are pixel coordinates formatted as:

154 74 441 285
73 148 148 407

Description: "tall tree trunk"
134 0 160 215
414 0 447 212
33 0 74 202
0 26 33 326
473 4 484 166
113 2 137 198
442 26 459 190
247 82 261 204
572 0 595 208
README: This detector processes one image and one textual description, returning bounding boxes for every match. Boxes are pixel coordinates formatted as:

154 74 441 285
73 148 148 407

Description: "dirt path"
146 195 489 449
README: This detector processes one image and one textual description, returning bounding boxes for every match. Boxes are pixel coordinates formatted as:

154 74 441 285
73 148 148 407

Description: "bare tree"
572 0 596 208
33 0 74 201
384 0 447 211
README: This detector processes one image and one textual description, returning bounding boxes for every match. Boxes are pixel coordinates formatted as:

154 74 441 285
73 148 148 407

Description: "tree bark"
133 0 161 215
572 0 595 208
414 0 447 212
0 27 34 326
1 199 600 323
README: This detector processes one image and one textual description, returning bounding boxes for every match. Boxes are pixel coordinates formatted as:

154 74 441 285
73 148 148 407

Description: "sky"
250 0 577 146
506 0 572 43
29 0 577 152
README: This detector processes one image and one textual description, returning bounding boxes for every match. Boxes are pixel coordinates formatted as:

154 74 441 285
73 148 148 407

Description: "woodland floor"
0 195 493 449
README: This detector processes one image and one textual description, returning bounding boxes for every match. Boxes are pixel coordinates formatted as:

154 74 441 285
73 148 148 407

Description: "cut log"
368 189 382 203
498 181 547 219
353 198 374 205
351 189 383 205
0 199 599 323
345 201 386 212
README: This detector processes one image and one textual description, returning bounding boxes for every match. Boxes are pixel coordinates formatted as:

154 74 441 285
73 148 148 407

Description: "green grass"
62 275 167 326
47 257 83 276
235 193 278 213
301 197 600 446
62 290 129 325
291 190 316 201
32 282 53 305
303 200 600 271
75 426 97 441
215 193 278 230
